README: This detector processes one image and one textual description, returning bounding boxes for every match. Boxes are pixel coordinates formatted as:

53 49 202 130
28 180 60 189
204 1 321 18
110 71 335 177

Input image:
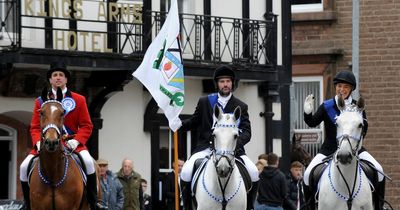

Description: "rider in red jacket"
19 61 103 210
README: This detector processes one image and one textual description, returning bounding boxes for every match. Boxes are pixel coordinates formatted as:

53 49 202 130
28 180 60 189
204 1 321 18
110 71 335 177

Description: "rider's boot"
246 181 259 210
87 173 108 210
21 181 31 210
303 184 315 210
180 179 192 210
375 179 386 210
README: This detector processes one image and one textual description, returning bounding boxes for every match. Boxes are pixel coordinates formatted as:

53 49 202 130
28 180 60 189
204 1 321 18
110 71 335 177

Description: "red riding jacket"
30 90 93 155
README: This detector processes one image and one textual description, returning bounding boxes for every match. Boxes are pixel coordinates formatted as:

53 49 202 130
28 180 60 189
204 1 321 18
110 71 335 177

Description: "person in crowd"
256 153 288 210
283 161 305 210
117 158 144 210
258 154 269 164
174 65 259 210
141 179 152 210
302 70 385 210
256 159 267 174
19 61 102 210
98 158 125 210
164 158 185 210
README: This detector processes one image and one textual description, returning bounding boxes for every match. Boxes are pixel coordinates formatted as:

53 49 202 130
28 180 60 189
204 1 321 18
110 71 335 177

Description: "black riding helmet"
47 61 71 80
213 65 237 90
333 70 356 90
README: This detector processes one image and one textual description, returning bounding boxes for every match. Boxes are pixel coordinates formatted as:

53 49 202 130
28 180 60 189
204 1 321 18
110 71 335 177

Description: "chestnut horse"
29 88 89 210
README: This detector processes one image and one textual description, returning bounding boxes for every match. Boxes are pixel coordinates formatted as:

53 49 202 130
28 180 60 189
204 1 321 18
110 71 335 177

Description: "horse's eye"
234 134 238 139
358 123 362 128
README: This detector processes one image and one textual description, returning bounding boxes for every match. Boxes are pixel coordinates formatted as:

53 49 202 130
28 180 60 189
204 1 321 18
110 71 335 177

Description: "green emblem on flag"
160 85 184 107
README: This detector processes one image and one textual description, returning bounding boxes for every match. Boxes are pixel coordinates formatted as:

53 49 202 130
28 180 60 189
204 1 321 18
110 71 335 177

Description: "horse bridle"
40 100 65 152
213 149 235 173
335 133 363 157
210 123 239 210
333 128 364 210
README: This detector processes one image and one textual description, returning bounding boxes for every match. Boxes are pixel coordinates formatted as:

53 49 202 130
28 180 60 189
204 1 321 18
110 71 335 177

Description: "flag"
133 0 184 132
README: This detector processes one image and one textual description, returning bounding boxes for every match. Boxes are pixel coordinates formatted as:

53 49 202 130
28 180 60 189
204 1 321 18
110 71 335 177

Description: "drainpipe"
352 0 360 98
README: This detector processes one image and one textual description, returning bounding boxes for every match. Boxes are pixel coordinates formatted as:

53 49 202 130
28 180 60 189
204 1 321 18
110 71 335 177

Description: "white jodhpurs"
80 150 96 175
20 154 35 182
19 150 95 182
303 153 327 186
181 148 212 182
359 151 384 181
240 155 260 182
180 148 260 182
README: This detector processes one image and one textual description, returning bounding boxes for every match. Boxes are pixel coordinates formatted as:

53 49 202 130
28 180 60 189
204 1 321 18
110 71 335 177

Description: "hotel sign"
22 0 143 52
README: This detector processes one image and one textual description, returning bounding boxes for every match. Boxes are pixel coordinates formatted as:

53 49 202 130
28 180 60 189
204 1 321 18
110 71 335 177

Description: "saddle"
309 158 378 190
191 157 252 194
308 157 379 203
27 152 87 185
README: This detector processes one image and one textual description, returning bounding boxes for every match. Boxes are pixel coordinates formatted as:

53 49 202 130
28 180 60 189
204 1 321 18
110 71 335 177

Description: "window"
292 76 323 156
291 0 323 13
0 1 16 43
159 127 191 173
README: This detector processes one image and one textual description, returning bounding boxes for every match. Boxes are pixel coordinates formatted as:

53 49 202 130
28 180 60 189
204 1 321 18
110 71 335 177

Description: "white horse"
194 105 247 210
318 97 373 210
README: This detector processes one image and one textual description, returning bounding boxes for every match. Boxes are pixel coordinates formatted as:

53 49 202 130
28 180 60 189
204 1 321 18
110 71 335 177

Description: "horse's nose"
216 158 232 178
337 151 352 164
44 139 59 152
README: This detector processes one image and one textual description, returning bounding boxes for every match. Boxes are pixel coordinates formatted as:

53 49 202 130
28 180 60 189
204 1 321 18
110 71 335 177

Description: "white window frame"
292 76 324 143
291 1 323 13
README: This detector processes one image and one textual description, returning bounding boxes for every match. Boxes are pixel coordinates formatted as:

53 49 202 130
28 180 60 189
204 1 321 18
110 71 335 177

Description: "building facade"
291 0 400 208
0 0 293 208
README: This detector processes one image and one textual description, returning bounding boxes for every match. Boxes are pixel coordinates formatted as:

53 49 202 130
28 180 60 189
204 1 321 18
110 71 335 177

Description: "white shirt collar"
217 92 232 108
52 87 68 98
335 95 353 106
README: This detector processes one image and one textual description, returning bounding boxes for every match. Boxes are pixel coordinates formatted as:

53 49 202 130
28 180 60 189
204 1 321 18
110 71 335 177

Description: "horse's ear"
337 94 345 111
357 96 365 111
41 87 48 102
56 87 63 102
214 105 223 120
233 106 241 121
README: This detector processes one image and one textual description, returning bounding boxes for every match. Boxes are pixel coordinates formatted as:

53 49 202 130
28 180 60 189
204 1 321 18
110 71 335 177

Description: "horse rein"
332 133 364 210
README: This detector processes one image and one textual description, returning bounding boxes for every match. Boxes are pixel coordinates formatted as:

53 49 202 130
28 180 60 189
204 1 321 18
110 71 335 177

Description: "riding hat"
213 65 237 90
333 70 356 90
47 61 70 79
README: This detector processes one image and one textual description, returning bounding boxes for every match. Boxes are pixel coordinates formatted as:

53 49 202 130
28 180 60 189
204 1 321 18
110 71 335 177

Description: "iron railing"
0 0 276 67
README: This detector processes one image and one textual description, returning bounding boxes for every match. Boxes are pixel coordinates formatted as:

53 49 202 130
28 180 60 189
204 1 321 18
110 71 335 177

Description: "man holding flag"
175 66 260 210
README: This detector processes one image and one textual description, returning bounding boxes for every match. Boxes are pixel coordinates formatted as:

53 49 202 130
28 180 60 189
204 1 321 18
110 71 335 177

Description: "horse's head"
212 105 241 178
335 96 365 165
40 87 65 153
291 134 311 167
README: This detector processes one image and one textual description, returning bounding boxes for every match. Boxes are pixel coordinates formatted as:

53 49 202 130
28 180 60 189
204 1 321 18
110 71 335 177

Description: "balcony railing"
0 0 276 68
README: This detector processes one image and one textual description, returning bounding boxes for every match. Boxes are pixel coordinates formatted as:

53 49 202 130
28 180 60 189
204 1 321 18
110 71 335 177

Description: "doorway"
0 125 17 199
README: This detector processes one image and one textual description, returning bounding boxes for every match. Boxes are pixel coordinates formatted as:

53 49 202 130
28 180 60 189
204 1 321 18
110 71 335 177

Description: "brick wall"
292 0 400 208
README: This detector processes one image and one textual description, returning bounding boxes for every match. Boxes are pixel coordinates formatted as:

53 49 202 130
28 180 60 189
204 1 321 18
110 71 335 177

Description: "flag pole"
173 131 179 210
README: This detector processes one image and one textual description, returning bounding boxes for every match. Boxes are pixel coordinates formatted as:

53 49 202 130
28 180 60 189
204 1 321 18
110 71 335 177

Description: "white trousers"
303 151 384 186
20 150 95 182
180 148 260 182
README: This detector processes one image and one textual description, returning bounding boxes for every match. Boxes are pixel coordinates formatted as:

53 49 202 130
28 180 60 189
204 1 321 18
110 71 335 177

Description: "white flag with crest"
133 0 184 132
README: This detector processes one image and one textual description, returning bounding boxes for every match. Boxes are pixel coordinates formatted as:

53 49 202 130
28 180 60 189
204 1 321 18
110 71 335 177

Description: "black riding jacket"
181 94 251 156
304 97 368 156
